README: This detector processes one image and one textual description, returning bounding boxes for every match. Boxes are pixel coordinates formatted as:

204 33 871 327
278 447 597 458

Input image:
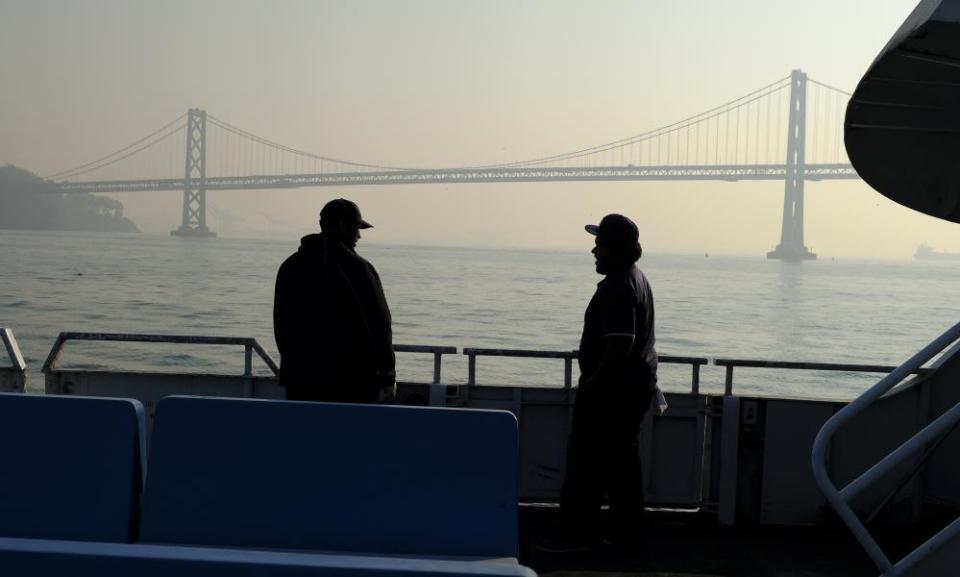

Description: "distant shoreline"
0 165 140 234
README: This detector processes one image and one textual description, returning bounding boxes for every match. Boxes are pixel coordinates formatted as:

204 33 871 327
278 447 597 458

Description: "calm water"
2 229 958 399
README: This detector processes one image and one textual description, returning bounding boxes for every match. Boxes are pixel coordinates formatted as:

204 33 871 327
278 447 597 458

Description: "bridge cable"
807 78 852 97
44 114 187 180
206 115 417 172
45 123 186 182
470 74 792 169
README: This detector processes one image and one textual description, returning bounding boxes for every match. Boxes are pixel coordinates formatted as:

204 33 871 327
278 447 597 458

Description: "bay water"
2 229 957 400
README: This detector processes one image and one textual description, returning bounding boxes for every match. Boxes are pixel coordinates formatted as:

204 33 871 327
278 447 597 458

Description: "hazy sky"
2 0 954 258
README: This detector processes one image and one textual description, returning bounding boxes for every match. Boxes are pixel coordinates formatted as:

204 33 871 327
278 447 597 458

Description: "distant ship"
914 243 960 260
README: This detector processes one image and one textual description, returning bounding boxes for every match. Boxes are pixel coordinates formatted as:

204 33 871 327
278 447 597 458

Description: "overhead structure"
845 0 960 221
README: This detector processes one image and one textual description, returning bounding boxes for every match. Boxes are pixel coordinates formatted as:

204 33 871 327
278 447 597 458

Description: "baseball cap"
585 213 639 248
319 198 372 229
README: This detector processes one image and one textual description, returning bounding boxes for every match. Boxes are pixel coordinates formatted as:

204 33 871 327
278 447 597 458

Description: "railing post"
564 357 573 388
242 343 254 397
432 352 442 384
243 343 253 377
692 363 701 395
467 353 477 386
725 365 734 396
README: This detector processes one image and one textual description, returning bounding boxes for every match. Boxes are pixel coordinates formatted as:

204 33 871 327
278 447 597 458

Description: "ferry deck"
2 328 959 576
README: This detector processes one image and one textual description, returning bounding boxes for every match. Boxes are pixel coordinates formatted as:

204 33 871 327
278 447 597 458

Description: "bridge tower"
767 70 815 261
171 108 216 238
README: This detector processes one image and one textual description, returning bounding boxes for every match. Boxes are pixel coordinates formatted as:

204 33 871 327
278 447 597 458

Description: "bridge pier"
767 70 815 261
171 109 215 238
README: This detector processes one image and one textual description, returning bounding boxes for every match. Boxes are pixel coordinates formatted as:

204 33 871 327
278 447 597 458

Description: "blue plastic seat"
0 393 146 542
141 396 519 559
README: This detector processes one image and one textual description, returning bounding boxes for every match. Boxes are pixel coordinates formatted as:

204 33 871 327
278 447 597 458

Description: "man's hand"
378 381 397 403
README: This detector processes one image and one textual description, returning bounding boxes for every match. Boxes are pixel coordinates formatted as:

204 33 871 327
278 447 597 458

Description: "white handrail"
0 328 27 392
0 329 26 372
811 320 960 575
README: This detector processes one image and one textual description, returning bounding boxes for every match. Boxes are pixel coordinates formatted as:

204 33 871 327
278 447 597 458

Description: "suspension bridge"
45 69 857 260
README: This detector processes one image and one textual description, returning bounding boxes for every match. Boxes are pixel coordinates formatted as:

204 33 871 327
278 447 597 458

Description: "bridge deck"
50 164 858 193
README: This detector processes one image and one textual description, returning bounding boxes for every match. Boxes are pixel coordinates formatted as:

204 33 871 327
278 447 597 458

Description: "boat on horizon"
913 243 960 260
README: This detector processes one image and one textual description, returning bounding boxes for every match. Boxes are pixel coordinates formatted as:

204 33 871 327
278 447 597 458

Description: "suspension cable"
476 75 793 169
808 78 852 97
44 114 187 180
206 115 416 172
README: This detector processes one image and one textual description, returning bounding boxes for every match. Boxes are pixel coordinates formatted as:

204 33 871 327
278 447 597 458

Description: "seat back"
141 396 518 558
0 393 145 542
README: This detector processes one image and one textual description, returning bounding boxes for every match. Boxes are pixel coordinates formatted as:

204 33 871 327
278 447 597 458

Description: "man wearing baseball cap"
273 198 396 403
544 213 658 553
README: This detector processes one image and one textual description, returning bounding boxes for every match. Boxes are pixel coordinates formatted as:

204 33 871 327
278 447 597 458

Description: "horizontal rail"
714 357 930 396
462 348 708 392
41 332 280 376
48 164 858 193
394 344 457 354
463 347 707 364
39 332 460 384
463 348 577 359
811 320 960 575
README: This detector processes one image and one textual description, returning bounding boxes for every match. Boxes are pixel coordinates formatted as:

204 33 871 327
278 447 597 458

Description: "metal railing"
40 332 459 384
38 333 944 398
41 332 280 377
394 344 458 384
1 328 27 391
811 321 960 576
714 358 931 396
462 347 708 392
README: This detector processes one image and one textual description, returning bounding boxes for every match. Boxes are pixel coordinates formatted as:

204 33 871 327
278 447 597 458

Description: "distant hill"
0 165 139 233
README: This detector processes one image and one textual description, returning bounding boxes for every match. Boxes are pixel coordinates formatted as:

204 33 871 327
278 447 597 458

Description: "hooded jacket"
273 233 395 401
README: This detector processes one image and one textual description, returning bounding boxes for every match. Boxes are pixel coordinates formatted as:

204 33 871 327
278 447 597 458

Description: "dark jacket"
273 233 395 402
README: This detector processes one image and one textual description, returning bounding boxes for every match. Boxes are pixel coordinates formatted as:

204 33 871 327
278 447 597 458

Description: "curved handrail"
811 320 960 574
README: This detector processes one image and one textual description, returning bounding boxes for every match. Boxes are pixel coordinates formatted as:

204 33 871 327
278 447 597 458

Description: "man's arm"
581 335 633 389
272 264 289 358
365 265 396 388
582 281 636 389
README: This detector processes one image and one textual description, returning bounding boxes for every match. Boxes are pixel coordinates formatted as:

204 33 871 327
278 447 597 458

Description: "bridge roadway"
51 163 859 193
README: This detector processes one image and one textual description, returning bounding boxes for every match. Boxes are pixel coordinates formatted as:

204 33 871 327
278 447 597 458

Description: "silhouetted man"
273 198 396 403
546 213 657 553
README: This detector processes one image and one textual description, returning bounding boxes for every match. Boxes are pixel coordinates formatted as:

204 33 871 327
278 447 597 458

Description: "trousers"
559 383 656 539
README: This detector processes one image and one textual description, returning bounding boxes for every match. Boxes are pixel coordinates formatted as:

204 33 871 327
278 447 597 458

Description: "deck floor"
518 506 890 577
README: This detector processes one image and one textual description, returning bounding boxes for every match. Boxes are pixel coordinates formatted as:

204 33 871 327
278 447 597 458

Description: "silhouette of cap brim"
585 214 638 247
320 198 373 229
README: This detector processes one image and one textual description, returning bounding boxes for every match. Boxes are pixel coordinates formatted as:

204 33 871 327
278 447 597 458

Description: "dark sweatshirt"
273 233 395 402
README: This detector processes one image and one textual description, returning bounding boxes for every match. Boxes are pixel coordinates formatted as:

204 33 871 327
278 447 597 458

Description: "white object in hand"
655 388 668 416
